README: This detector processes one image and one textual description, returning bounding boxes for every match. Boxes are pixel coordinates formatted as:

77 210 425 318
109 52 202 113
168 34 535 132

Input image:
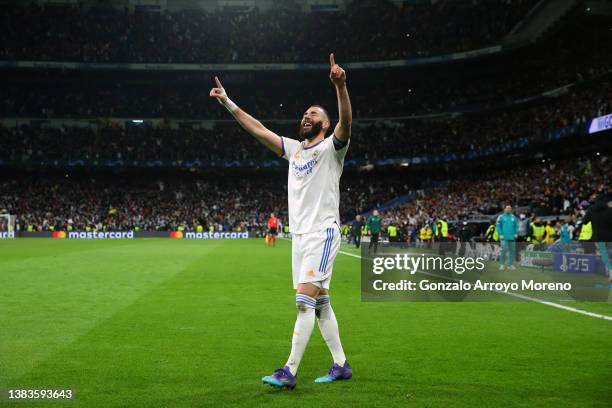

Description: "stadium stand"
0 0 538 63
1 153 608 235
1 81 608 163
2 13 610 119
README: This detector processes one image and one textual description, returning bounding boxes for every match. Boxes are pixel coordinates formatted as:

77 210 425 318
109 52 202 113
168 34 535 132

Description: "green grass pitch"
1 239 611 407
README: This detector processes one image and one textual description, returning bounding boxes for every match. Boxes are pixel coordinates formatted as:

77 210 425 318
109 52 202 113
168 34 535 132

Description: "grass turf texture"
0 239 611 408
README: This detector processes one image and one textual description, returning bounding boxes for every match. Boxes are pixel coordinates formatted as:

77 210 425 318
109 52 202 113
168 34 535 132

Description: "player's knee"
295 294 316 312
315 294 331 318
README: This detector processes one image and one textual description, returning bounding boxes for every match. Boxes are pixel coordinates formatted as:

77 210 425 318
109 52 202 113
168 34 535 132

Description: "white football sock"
285 294 316 376
316 295 346 366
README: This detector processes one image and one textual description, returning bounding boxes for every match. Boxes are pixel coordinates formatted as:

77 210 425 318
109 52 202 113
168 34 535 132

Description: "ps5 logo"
560 254 590 273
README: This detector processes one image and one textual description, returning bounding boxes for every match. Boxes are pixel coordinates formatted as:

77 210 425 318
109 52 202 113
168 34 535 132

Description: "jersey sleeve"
331 133 350 161
280 136 301 161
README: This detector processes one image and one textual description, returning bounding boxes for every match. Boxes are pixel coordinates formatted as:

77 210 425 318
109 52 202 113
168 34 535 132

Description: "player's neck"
304 133 325 148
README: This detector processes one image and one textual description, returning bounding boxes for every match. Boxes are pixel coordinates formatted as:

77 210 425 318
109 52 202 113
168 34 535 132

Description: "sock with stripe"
316 295 347 366
285 294 316 375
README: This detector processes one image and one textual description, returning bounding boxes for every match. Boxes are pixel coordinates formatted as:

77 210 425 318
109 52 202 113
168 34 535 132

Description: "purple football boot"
262 366 297 389
314 361 352 383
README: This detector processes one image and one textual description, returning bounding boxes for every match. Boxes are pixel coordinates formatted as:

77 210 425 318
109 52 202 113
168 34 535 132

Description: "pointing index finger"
214 76 223 88
330 53 335 67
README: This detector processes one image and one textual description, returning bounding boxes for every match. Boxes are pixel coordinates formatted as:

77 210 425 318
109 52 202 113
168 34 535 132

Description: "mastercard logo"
169 231 183 239
52 231 67 239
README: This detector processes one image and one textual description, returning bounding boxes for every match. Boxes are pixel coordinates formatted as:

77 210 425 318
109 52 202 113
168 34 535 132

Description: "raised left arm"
329 53 352 141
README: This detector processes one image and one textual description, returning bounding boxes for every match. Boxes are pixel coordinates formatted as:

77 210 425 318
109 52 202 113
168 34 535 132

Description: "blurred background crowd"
0 0 538 63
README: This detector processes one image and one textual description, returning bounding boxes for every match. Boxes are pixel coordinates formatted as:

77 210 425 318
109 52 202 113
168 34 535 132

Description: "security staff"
578 221 592 241
436 217 449 241
387 224 398 242
485 222 498 242
544 221 556 244
420 224 433 248
419 225 428 241
530 219 546 244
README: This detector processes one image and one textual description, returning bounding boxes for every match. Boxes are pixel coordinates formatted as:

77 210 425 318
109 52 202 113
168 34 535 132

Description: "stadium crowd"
0 0 537 64
0 176 284 233
2 82 609 163
1 155 608 238
2 65 609 119
382 155 610 225
350 155 611 245
2 16 610 120
0 175 412 233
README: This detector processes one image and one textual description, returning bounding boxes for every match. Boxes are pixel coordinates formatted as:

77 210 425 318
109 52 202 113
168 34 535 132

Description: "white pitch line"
338 249 362 259
339 249 612 321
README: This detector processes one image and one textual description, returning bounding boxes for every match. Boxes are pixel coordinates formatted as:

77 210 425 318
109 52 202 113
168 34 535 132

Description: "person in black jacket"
350 215 364 248
582 192 612 281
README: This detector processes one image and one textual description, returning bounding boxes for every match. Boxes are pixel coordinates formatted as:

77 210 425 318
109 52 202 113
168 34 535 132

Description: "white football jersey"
281 135 349 234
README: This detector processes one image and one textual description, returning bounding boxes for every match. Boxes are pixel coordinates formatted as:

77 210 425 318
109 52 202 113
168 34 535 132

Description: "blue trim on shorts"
318 227 334 273
324 227 335 271
318 228 331 273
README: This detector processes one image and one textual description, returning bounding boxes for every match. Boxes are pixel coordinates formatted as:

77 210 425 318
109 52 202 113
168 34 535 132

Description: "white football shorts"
292 223 341 289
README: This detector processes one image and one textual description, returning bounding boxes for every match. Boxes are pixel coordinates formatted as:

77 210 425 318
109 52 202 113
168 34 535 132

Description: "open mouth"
302 122 313 129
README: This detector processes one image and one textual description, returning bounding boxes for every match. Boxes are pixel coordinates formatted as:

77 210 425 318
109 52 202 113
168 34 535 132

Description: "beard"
299 120 323 140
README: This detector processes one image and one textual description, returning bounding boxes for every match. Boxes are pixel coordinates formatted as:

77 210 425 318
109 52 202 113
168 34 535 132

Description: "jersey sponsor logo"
291 157 319 177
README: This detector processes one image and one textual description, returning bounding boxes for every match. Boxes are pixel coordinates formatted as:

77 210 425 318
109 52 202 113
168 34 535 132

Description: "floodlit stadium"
0 0 611 407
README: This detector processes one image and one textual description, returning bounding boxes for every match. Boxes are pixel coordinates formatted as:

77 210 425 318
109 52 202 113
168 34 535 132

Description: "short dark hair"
309 104 330 135
309 104 330 122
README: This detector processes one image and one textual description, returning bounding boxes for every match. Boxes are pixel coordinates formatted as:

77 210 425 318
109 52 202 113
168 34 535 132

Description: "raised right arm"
210 76 283 156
